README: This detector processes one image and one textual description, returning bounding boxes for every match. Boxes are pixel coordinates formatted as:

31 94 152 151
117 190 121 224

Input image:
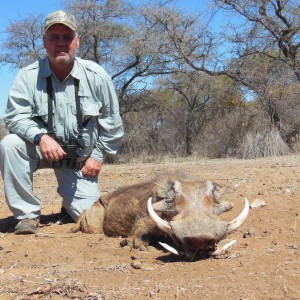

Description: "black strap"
46 76 83 139
74 78 83 139
46 76 54 136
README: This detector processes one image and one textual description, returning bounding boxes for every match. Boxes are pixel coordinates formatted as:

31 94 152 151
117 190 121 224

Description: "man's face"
44 24 79 67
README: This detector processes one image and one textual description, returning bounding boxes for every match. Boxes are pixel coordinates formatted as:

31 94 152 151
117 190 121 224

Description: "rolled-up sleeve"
90 74 124 162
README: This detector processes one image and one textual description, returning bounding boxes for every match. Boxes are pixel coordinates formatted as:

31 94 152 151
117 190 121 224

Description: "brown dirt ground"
0 154 299 300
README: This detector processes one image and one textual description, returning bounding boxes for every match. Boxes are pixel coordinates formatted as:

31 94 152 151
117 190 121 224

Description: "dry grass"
239 128 292 158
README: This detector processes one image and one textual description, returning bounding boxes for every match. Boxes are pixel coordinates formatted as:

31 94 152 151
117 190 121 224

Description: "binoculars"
52 138 80 169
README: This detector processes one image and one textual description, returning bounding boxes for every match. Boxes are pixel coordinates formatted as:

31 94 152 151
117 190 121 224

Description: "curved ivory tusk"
147 197 173 233
159 242 180 255
227 198 249 233
211 239 237 256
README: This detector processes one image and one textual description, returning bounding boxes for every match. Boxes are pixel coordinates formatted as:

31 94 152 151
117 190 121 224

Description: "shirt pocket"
33 94 49 125
78 90 102 119
71 91 102 152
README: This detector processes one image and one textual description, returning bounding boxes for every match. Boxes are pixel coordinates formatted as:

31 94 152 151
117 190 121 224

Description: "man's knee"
0 134 24 150
0 134 35 163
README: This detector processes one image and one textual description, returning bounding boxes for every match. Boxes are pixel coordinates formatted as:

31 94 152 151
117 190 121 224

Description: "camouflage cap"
45 10 77 32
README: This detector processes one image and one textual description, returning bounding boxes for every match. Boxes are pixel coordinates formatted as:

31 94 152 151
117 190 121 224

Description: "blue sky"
0 0 215 118
0 0 61 117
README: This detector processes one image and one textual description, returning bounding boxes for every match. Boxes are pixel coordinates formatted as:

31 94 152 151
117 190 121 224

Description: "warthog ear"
153 180 184 214
205 181 234 215
155 180 182 198
205 181 223 203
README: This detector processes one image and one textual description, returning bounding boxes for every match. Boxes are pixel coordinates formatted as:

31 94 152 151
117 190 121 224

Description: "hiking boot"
14 217 40 234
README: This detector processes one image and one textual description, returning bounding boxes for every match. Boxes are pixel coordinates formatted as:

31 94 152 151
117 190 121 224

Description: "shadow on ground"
0 212 75 233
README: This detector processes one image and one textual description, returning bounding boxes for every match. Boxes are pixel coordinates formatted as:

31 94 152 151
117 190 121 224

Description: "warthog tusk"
159 242 180 255
147 197 173 233
211 239 237 256
227 198 249 233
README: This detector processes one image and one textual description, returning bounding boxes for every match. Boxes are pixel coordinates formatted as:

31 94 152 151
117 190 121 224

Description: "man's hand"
81 157 103 177
39 135 66 161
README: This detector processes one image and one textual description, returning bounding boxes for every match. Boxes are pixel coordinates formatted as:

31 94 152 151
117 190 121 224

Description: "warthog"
71 178 249 259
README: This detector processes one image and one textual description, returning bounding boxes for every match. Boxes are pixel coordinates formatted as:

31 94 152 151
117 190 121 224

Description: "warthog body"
72 178 249 259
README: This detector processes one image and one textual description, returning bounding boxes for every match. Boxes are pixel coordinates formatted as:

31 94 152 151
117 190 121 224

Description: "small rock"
257 189 265 195
243 228 255 238
120 239 128 248
131 260 142 269
250 199 266 209
130 255 138 260
267 248 276 253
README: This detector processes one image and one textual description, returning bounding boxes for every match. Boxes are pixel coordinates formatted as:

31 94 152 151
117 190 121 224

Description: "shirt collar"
41 57 80 80
41 58 52 78
70 58 80 80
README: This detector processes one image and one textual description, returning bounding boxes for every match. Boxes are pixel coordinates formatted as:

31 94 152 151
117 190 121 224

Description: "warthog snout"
147 181 250 259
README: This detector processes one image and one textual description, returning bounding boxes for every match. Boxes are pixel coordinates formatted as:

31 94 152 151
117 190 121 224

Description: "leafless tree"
64 0 130 64
159 72 212 156
212 0 300 81
0 14 45 68
62 0 183 112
